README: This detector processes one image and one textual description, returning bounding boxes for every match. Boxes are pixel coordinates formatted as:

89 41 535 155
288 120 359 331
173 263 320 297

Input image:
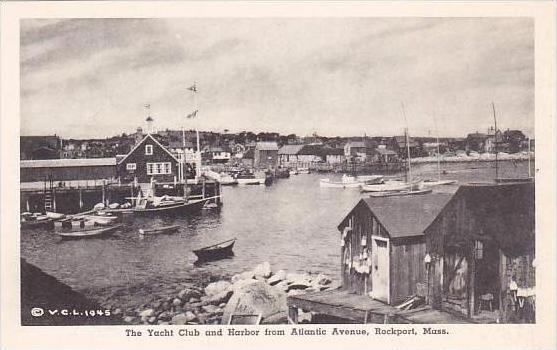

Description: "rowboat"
368 188 433 198
297 167 310 174
320 174 384 188
193 238 236 261
422 179 458 187
218 174 238 185
133 198 209 216
236 175 265 185
21 216 54 230
360 179 423 193
55 224 123 240
139 224 180 235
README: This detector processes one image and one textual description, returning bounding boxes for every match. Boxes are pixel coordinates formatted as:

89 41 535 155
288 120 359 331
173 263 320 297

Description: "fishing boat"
133 197 209 216
139 224 180 235
218 173 238 186
21 213 54 230
320 174 384 188
360 179 423 192
193 238 236 261
235 173 265 185
297 167 310 174
55 224 123 240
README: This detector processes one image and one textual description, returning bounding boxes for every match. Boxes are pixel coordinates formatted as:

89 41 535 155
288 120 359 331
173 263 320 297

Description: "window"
145 145 153 155
126 163 136 170
474 240 484 260
146 162 172 175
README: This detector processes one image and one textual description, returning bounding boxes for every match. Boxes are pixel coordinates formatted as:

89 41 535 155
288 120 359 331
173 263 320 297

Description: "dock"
287 288 472 324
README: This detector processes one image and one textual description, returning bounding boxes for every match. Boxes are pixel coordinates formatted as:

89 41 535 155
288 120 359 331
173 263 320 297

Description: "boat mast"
433 111 441 181
401 102 412 183
492 102 498 180
528 136 532 178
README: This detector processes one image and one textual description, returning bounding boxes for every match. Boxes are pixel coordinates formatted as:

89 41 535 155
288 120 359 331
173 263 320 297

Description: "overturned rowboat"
193 238 236 262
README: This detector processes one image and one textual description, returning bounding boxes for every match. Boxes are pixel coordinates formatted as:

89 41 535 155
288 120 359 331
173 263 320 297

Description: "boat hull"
193 240 236 262
236 178 265 185
133 199 208 216
139 225 180 235
368 188 433 198
55 224 123 240
360 180 422 193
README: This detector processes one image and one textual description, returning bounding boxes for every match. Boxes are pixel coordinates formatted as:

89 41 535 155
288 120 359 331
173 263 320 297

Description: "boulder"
123 316 136 324
184 311 197 322
314 273 332 286
112 308 122 316
253 262 272 278
157 311 172 321
172 298 182 307
138 309 155 318
267 270 286 286
171 313 189 325
205 281 232 297
207 290 233 305
287 289 305 297
201 304 222 315
231 271 255 283
148 316 157 324
286 273 312 291
273 280 290 292
178 288 200 301
221 280 287 325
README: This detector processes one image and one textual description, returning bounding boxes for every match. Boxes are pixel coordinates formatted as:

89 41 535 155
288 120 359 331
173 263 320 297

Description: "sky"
20 18 534 139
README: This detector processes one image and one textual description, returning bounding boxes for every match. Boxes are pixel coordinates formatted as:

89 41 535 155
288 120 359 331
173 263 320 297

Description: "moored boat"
235 172 265 185
21 214 54 230
55 224 123 240
297 167 310 174
218 173 238 186
321 174 384 188
139 224 180 235
422 179 458 187
193 238 236 262
368 188 432 198
360 179 423 193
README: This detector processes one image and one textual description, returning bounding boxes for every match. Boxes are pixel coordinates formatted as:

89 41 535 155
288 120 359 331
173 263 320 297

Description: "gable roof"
346 141 366 148
298 145 324 156
117 133 179 165
278 144 304 155
338 193 453 239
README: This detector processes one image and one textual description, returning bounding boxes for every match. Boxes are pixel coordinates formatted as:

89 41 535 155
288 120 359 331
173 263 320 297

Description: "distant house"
424 182 535 323
447 138 467 153
466 132 488 153
168 140 197 164
344 141 367 162
322 147 345 164
240 149 255 167
337 194 453 305
389 136 419 159
374 148 398 164
278 145 304 165
20 158 116 183
297 145 324 164
20 135 61 160
254 142 278 168
117 133 180 183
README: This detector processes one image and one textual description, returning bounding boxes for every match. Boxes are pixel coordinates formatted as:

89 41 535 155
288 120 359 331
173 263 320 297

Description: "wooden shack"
337 194 453 305
424 182 535 323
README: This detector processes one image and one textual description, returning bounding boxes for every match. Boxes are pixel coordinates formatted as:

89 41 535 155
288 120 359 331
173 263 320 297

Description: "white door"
371 238 389 302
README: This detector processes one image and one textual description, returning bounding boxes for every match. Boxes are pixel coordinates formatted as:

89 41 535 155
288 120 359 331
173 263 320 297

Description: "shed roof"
21 158 116 168
298 145 324 156
338 193 453 239
278 144 304 155
375 148 397 156
255 142 279 151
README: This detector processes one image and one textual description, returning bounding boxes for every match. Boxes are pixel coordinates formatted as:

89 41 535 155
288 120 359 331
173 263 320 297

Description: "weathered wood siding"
390 239 426 304
21 165 116 182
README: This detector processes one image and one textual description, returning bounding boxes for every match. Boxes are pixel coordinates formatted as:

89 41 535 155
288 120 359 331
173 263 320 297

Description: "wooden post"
468 246 476 318
288 306 298 324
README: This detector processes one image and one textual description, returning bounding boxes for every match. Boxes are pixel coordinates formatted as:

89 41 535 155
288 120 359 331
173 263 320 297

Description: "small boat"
422 179 458 187
73 214 119 226
202 202 219 210
55 224 123 240
21 215 54 230
368 188 432 198
320 174 384 188
193 238 236 261
218 173 238 186
297 167 310 174
235 173 265 185
360 179 423 193
289 169 299 176
139 224 180 235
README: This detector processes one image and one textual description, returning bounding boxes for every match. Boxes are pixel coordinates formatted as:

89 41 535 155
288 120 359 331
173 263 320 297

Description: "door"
371 238 389 303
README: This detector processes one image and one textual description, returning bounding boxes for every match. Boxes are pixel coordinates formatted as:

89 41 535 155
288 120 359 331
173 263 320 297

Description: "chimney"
135 127 143 145
146 116 154 134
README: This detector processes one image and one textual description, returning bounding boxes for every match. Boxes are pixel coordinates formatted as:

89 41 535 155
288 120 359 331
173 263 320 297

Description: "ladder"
43 178 54 213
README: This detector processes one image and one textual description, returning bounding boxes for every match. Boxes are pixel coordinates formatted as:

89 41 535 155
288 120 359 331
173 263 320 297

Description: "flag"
186 110 198 119
144 104 151 109
187 84 197 93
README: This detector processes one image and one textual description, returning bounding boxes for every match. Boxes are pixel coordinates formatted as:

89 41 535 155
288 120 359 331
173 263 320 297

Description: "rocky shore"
122 262 336 325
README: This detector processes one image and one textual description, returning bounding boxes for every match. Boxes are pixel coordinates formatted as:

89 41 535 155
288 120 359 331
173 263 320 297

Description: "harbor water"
20 160 534 311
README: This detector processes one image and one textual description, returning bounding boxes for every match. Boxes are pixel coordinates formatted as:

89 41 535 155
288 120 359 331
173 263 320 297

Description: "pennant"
144 104 151 109
187 84 198 93
186 110 199 119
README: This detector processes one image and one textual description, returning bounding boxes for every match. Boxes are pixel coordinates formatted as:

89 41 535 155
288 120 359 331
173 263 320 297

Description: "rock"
151 301 162 309
267 270 286 286
314 273 332 286
158 321 170 325
207 290 233 305
171 313 189 325
178 288 200 301
221 280 287 325
286 273 312 291
231 271 255 283
287 289 305 297
299 311 312 323
184 311 197 322
148 316 157 324
205 281 232 297
304 287 319 294
201 304 222 315
123 316 136 323
188 297 200 303
157 311 172 321
273 280 290 292
261 313 288 324
138 309 155 318
172 298 182 307
112 308 122 316
219 303 226 308
253 262 272 278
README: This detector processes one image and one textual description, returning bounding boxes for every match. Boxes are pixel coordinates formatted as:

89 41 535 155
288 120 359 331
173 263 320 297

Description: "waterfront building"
424 182 535 323
322 147 345 164
373 148 398 164
20 158 116 183
343 141 367 162
278 145 304 165
117 133 180 183
389 136 420 159
20 135 62 160
337 194 452 305
204 146 231 164
168 140 197 165
254 141 278 169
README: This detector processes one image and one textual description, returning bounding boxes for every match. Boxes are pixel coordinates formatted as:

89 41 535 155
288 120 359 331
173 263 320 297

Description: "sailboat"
423 112 457 188
362 103 429 197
